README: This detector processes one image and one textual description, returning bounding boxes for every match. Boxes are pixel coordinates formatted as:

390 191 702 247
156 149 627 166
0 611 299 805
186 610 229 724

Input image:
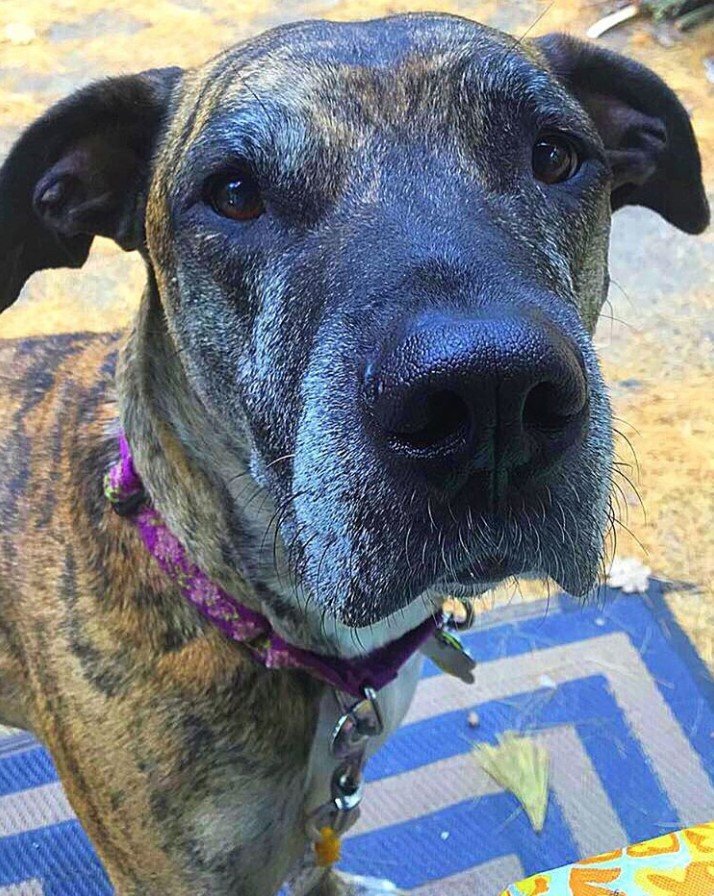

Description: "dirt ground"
0 0 712 664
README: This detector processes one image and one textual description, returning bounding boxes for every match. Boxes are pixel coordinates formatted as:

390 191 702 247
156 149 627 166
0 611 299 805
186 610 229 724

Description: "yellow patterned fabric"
501 822 714 895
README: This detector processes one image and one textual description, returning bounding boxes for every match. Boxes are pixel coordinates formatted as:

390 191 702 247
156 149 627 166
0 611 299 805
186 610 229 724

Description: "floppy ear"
0 66 182 311
534 33 709 235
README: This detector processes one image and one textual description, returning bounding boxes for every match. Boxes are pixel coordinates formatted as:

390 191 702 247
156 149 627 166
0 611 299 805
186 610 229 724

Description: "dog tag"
421 630 476 683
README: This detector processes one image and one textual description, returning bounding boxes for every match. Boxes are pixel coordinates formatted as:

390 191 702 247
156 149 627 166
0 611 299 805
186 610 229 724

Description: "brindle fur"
0 331 321 894
0 13 707 896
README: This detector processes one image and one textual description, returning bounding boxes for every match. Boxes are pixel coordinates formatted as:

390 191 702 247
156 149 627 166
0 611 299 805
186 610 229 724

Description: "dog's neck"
114 280 440 658
115 283 356 654
117 284 271 613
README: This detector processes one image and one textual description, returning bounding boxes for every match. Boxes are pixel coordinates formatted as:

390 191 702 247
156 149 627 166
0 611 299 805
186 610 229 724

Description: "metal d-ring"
330 687 383 759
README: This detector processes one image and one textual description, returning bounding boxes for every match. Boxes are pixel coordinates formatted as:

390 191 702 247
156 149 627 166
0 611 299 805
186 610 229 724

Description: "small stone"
595 616 606 627
440 830 450 841
607 557 651 594
467 711 479 728
538 674 557 690
618 378 642 390
652 22 679 48
3 23 37 45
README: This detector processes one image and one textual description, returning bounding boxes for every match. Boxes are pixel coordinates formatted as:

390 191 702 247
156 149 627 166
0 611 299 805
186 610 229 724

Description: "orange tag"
314 826 342 867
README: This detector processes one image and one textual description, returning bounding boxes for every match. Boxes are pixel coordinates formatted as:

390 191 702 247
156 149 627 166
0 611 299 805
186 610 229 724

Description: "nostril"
523 381 584 433
390 390 470 455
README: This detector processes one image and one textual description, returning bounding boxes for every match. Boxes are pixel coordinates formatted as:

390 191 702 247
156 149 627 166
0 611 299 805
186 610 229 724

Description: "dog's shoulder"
0 330 118 399
0 330 121 718
0 331 120 532
0 331 120 727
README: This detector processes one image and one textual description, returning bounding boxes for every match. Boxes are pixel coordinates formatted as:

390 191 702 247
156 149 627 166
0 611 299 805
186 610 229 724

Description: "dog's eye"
206 171 264 221
532 134 580 185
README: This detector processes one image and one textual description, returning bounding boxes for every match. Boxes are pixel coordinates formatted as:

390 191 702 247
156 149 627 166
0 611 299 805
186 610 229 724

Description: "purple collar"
105 435 441 697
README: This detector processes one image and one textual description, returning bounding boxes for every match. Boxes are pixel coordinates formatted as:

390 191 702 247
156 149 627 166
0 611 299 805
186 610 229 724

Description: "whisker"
508 0 555 52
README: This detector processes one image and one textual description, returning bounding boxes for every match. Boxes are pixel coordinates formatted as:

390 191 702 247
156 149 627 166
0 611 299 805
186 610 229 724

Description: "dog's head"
1 16 707 634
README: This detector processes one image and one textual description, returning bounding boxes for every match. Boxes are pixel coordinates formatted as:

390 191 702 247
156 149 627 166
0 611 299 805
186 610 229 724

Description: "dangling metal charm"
443 597 477 630
421 628 476 683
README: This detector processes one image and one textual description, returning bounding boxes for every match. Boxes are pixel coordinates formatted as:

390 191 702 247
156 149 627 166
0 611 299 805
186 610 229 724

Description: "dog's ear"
0 66 182 311
533 33 709 234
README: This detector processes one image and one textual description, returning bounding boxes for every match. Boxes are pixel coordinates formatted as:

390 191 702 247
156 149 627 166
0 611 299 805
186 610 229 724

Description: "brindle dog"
0 13 708 896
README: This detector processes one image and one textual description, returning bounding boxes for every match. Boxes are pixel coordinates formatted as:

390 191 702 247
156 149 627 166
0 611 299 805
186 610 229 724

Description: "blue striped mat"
1 583 712 895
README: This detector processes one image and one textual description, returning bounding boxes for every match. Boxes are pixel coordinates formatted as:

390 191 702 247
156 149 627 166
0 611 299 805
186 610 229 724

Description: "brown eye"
532 134 580 185
207 171 264 221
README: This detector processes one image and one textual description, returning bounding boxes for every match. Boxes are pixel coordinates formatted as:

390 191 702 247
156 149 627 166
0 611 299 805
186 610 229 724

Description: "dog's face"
1 16 707 629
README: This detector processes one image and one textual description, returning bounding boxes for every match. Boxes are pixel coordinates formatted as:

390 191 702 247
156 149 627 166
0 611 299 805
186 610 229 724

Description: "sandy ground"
0 0 712 664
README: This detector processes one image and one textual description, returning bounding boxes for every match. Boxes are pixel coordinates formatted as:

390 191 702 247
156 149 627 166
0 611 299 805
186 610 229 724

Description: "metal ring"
331 689 383 758
331 761 363 813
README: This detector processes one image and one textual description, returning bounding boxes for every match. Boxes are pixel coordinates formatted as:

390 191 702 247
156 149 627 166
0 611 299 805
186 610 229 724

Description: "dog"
0 12 708 896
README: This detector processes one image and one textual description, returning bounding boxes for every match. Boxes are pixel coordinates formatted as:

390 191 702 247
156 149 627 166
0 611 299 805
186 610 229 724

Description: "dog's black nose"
364 312 588 489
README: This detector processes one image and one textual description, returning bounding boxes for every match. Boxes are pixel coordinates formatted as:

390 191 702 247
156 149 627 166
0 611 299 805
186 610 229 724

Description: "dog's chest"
170 654 422 895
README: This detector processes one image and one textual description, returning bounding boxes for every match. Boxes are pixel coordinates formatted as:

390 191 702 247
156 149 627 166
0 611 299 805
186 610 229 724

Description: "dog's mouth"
274 456 610 631
436 554 520 596
316 539 571 630
254 462 610 651
339 500 604 628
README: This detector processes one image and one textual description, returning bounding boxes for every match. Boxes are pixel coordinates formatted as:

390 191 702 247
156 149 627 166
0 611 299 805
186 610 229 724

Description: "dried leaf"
474 732 550 832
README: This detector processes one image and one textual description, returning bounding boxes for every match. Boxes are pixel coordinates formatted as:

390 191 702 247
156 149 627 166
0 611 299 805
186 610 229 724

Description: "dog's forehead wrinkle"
172 19 584 170
229 56 531 135
185 104 315 183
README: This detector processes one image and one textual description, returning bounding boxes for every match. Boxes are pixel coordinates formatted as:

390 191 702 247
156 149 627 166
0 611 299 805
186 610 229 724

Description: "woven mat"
1 582 712 895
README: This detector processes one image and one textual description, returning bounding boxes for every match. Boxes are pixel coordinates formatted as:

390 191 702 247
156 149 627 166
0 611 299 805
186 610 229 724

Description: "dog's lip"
326 556 523 633
441 554 518 585
441 581 494 599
